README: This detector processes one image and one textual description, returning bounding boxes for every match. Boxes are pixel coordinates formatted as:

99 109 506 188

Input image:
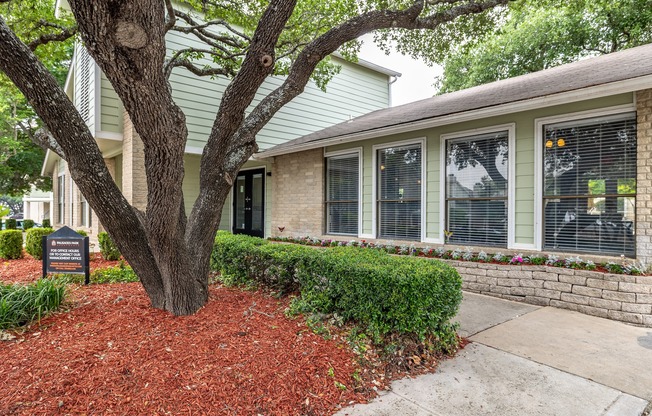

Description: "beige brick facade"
637 89 652 265
271 148 324 237
122 112 148 210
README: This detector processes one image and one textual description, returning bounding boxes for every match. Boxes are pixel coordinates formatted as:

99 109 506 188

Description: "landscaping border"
443 260 652 326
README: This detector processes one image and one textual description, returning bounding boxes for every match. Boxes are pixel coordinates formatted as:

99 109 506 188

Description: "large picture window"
325 153 359 235
543 113 636 256
377 143 422 240
445 131 509 246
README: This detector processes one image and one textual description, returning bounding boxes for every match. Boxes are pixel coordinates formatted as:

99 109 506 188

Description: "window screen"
326 153 359 235
377 144 422 240
543 113 636 257
446 131 508 247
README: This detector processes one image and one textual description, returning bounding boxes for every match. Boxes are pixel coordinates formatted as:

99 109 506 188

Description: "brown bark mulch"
0 279 369 415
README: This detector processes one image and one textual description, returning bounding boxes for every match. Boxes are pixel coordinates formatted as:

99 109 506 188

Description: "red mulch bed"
0 253 121 284
0 282 368 415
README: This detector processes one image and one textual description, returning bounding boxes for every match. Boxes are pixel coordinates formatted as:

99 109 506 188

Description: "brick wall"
271 148 324 237
122 112 148 210
637 89 652 266
444 260 652 326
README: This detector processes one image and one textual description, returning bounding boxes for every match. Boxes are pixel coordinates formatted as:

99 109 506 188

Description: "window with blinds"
446 131 509 247
377 144 422 240
543 113 636 257
326 153 359 235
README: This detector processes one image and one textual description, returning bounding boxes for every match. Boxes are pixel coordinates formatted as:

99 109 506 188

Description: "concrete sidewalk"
335 292 652 416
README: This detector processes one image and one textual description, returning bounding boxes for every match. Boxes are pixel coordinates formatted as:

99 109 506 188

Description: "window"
80 194 91 227
325 153 359 235
377 143 422 240
445 131 509 247
57 175 65 224
542 113 636 256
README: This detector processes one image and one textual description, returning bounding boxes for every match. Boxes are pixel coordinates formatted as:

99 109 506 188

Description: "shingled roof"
258 43 652 158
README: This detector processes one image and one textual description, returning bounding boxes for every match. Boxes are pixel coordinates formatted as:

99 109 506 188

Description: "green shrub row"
23 219 34 230
25 228 54 260
42 218 51 228
4 218 16 230
211 232 463 345
98 232 121 261
0 278 66 330
0 230 23 260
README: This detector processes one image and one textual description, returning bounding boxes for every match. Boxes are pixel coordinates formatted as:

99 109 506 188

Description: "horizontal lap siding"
100 74 123 133
166 32 390 152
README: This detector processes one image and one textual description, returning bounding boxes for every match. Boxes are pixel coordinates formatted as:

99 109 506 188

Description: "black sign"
42 226 90 284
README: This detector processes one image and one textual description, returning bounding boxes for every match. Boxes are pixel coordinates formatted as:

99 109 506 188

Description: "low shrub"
23 219 34 230
90 262 138 284
98 232 121 261
25 228 54 260
42 218 51 228
212 233 463 348
75 230 88 237
5 218 16 230
0 278 66 329
0 230 23 260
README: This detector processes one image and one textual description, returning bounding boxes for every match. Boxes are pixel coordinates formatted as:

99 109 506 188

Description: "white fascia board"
256 75 652 158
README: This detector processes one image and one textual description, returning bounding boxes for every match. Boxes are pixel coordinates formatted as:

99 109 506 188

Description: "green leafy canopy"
436 0 652 93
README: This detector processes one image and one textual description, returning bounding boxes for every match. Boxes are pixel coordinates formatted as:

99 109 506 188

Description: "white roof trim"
331 52 401 77
256 74 652 158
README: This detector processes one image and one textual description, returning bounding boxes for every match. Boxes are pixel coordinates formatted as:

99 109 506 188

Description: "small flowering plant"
509 254 524 264
266 236 648 275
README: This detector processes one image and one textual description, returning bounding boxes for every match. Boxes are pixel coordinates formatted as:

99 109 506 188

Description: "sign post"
42 226 90 284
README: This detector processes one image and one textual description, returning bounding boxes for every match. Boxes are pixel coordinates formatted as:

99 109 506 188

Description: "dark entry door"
233 168 265 237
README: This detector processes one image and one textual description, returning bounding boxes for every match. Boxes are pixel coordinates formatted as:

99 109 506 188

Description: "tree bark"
0 0 510 316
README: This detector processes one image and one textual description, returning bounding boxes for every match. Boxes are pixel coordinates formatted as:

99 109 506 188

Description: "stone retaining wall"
441 260 652 327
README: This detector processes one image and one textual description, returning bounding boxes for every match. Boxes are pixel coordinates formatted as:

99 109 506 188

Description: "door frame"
232 167 266 238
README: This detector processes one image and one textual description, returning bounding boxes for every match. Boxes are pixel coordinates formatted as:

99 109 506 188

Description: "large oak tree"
0 0 509 315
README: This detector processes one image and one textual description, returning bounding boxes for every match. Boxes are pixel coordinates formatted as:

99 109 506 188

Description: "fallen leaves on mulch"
0 283 369 415
0 253 121 284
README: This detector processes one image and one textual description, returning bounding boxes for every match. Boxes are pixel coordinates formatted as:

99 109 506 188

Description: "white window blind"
543 113 636 256
377 144 421 240
446 131 509 247
326 153 359 235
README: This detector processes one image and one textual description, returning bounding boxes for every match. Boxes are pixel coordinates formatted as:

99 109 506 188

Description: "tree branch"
164 47 239 78
173 9 249 47
164 0 176 32
27 20 77 51
15 122 66 160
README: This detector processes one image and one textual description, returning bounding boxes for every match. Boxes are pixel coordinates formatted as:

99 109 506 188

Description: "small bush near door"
212 232 463 350
41 219 51 228
98 232 121 261
22 220 34 230
0 230 23 260
5 219 16 230
25 228 54 260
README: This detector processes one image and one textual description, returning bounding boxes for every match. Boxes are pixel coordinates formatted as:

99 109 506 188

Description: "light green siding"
114 155 123 192
100 74 123 133
165 31 390 152
326 93 635 245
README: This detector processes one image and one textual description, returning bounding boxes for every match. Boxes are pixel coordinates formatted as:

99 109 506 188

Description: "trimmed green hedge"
211 232 462 344
42 219 51 228
23 219 34 230
0 230 23 260
98 232 121 261
5 218 16 230
25 228 54 260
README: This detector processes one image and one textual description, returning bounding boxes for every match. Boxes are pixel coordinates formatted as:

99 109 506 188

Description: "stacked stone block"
444 260 652 327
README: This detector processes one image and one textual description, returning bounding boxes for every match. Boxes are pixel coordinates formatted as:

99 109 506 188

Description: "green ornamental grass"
0 278 66 330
